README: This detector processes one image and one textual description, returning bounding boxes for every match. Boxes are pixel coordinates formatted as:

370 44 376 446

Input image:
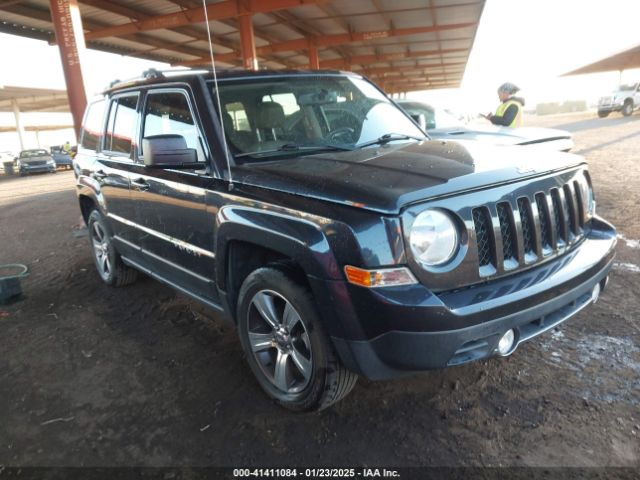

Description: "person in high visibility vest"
482 82 524 127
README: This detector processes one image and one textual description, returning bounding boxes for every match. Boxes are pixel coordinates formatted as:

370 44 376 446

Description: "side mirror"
411 113 427 131
142 134 198 168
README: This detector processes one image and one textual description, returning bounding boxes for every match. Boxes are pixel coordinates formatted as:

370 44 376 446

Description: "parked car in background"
75 69 615 411
0 151 15 173
597 82 640 117
51 145 73 169
16 149 56 176
397 100 574 151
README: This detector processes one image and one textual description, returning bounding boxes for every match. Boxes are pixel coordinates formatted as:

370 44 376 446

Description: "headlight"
47 159 55 165
409 209 458 267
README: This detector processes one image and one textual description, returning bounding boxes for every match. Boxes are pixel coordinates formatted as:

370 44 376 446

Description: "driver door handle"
93 169 107 180
131 178 150 191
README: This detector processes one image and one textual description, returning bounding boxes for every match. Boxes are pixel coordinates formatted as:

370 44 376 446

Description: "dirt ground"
0 111 638 469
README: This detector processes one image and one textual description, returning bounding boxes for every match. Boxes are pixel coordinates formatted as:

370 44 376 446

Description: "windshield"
20 150 48 158
618 83 638 91
211 75 425 159
398 101 463 130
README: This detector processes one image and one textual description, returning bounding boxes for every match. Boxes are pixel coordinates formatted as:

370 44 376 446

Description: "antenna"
202 0 234 190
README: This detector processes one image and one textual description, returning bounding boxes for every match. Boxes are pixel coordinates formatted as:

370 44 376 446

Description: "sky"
1 0 640 152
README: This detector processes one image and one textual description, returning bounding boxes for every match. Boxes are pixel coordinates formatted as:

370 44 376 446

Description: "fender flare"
214 205 342 289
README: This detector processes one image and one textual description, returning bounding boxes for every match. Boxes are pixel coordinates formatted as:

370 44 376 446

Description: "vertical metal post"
35 130 41 148
11 100 25 151
308 44 319 70
239 12 258 70
49 0 88 139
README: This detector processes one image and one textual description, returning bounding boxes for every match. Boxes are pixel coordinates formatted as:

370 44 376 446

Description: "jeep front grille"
471 181 586 276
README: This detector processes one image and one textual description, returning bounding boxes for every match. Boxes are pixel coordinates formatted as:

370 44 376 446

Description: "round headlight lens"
409 209 458 267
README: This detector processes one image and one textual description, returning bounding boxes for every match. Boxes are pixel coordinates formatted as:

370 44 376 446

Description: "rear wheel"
237 267 358 411
597 110 609 118
622 100 633 116
87 209 137 287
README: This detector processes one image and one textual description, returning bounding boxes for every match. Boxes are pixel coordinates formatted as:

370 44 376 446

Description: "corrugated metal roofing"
0 0 485 92
563 43 640 76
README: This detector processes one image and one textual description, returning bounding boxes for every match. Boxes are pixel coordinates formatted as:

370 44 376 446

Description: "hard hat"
498 82 520 95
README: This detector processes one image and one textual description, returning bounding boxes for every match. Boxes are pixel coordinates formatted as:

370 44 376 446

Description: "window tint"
80 99 105 151
104 95 138 155
143 91 204 161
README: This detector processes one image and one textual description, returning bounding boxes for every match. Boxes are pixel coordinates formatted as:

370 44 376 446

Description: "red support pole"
308 44 319 70
239 13 257 70
49 0 88 140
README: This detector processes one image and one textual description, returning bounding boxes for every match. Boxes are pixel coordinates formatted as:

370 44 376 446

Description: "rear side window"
80 100 105 151
104 94 139 155
142 90 205 161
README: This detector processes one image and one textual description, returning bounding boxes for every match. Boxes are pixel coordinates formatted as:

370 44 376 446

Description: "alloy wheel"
91 221 112 280
246 289 313 394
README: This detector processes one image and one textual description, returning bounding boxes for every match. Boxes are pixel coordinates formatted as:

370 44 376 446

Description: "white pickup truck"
597 82 640 117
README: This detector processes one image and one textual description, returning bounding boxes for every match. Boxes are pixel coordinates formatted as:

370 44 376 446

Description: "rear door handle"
131 178 150 191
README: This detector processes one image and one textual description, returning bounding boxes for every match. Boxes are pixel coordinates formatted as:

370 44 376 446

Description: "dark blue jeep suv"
74 70 616 411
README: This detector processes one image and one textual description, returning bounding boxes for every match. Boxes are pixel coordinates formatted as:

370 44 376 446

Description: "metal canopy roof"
0 0 485 92
562 43 640 76
0 85 69 112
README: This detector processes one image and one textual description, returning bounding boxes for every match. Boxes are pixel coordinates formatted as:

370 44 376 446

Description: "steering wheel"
327 127 356 143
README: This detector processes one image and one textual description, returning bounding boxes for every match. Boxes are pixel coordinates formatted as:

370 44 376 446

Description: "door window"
142 90 205 162
80 99 106 151
104 94 139 156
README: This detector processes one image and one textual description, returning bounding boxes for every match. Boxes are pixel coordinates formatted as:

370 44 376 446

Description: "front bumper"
20 164 56 174
318 217 616 380
598 104 622 113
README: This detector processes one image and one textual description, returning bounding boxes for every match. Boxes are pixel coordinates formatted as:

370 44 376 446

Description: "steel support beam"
84 0 326 40
49 0 87 139
11 100 25 151
239 12 257 70
308 44 319 69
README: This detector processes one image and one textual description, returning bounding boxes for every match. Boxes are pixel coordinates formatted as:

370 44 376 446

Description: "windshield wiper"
235 143 354 158
356 133 426 149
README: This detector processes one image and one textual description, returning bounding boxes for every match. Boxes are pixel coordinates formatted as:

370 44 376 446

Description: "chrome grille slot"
517 197 536 257
497 202 517 265
563 184 579 237
550 189 566 246
472 207 495 268
573 180 585 227
535 193 553 253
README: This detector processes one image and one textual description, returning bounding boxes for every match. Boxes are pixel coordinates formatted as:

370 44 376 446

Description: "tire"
597 110 609 118
87 209 138 287
237 267 358 412
622 101 633 117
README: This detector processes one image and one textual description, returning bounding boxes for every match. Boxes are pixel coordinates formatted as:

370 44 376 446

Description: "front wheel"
237 267 358 411
87 210 137 287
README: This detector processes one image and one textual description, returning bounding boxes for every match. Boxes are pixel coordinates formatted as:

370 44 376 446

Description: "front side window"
142 90 205 162
80 99 106 151
104 94 139 155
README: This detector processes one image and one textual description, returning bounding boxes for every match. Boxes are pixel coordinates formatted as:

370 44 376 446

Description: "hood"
233 140 585 214
427 125 572 148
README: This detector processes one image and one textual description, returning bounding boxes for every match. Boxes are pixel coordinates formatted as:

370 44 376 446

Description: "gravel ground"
0 111 638 469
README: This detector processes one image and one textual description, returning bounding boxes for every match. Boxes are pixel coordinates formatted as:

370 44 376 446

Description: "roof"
0 0 485 93
0 85 69 112
562 43 640 76
105 68 361 93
